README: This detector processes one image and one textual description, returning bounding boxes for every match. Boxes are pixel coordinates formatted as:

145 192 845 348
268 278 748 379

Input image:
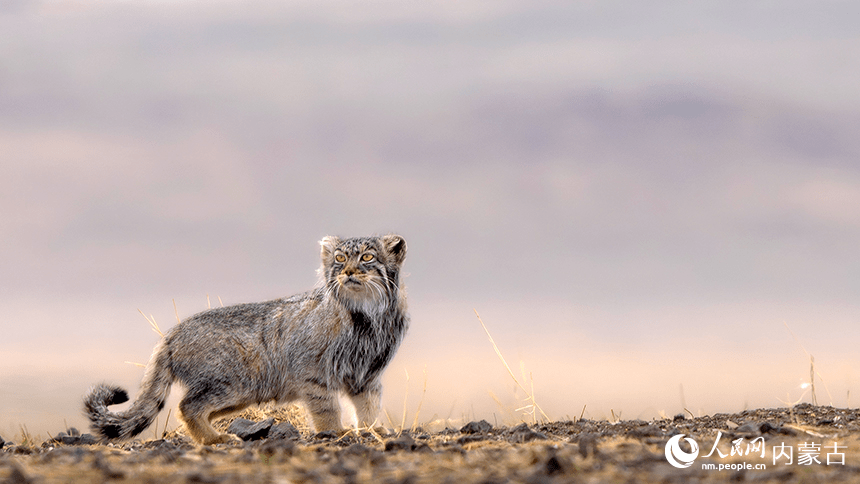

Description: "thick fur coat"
84 235 408 444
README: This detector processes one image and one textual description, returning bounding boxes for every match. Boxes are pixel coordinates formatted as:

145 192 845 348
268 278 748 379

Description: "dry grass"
474 309 549 424
782 321 835 407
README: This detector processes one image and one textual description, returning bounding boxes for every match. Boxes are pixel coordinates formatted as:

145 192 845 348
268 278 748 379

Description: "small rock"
0 435 4 449
227 417 274 441
414 442 432 452
793 403 813 413
60 434 80 445
456 434 485 445
313 430 339 440
384 433 416 451
51 428 85 445
735 421 777 435
268 422 300 440
510 423 547 443
67 427 81 437
460 420 492 434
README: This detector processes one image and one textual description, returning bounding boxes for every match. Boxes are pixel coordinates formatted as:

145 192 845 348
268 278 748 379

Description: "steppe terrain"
3 403 860 483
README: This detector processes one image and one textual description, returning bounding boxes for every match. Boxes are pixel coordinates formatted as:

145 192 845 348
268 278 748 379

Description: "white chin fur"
338 287 387 316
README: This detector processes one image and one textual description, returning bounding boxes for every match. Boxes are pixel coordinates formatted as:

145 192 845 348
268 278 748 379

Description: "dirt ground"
3 403 860 483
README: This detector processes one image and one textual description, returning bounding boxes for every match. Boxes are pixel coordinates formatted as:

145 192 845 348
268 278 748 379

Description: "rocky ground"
3 403 860 483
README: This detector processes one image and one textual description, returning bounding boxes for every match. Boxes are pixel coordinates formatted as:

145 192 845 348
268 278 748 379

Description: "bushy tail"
84 343 173 442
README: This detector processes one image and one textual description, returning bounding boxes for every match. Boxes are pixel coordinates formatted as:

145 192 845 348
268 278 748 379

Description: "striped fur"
84 234 409 444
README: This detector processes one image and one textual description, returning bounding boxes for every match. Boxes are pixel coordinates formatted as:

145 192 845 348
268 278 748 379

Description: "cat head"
318 234 407 313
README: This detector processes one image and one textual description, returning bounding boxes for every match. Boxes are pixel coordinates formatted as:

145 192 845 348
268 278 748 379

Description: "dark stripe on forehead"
336 237 381 254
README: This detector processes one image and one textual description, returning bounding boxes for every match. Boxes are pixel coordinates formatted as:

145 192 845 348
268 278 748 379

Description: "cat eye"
361 253 374 262
335 254 346 263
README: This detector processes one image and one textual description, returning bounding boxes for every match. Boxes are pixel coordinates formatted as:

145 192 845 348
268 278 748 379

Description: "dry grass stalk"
383 408 396 430
138 309 164 337
474 309 549 424
410 366 428 432
163 408 172 438
173 299 181 325
398 369 409 436
783 321 834 406
810 355 817 406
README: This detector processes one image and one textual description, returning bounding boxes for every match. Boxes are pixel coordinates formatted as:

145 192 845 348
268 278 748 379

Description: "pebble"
313 430 339 440
268 422 300 440
735 421 777 435
460 420 492 434
227 418 275 441
456 434 485 445
509 423 547 443
384 433 417 451
51 430 97 446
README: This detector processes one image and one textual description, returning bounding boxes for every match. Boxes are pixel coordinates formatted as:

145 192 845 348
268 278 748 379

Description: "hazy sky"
3 1 860 437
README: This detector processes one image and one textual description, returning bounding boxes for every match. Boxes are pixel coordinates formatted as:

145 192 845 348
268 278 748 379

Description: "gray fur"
84 234 409 444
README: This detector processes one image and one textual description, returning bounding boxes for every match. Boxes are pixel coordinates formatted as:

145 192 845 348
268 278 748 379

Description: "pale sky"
2 0 860 438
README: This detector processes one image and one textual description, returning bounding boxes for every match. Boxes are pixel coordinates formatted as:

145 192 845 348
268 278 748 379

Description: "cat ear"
382 234 406 264
319 236 341 261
